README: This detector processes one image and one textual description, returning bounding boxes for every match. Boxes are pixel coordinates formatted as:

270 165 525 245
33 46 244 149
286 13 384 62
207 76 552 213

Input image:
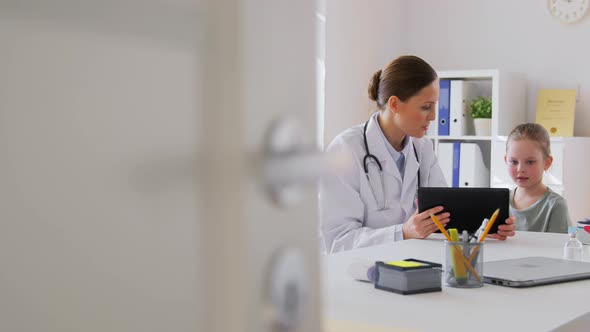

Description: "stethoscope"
362 119 420 211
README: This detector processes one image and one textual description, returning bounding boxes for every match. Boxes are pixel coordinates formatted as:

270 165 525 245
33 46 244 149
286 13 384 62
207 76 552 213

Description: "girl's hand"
487 216 516 240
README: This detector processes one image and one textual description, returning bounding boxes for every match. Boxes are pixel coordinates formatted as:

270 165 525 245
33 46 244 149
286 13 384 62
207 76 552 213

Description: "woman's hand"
402 205 450 239
487 216 516 240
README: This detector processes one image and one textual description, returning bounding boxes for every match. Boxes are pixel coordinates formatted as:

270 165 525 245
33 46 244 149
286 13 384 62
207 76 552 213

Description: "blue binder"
438 80 451 136
452 141 461 187
438 79 451 136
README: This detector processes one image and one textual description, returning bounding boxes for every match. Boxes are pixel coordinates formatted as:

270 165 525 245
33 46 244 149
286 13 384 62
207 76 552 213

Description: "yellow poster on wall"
535 89 576 137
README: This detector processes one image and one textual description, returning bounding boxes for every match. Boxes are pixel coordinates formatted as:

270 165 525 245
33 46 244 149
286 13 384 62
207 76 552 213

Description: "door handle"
260 115 350 207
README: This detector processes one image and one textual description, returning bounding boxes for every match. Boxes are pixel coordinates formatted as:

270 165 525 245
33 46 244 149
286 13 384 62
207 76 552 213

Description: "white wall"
404 0 590 136
325 0 590 139
324 0 406 144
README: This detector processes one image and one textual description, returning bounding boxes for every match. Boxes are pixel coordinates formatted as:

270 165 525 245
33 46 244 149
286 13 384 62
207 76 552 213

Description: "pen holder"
443 240 484 288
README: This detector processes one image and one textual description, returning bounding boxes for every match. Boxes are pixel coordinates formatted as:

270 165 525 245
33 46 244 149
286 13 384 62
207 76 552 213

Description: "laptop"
483 256 590 288
417 187 509 234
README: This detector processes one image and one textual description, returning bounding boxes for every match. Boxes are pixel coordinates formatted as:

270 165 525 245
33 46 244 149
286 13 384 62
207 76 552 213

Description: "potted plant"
469 96 492 136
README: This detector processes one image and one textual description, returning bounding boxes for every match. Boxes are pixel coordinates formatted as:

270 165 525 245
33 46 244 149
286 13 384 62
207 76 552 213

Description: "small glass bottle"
564 226 583 261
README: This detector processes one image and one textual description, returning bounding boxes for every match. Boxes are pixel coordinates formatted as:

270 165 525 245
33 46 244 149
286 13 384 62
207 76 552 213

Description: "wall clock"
547 0 590 24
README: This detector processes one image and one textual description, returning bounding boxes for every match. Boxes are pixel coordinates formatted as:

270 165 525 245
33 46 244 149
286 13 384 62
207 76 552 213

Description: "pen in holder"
444 240 484 288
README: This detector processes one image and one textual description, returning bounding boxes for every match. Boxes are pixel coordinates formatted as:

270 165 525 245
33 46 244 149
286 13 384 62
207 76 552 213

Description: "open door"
199 0 320 331
0 1 320 331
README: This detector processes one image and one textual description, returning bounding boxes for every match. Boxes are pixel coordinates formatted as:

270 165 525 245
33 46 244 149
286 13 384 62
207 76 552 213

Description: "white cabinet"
492 137 590 224
428 69 526 187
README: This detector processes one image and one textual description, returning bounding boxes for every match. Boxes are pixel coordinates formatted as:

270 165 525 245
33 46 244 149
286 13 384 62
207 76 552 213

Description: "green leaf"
469 96 492 119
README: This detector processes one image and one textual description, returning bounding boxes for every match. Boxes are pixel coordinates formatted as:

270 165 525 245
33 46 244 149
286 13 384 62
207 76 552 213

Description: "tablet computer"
417 187 509 234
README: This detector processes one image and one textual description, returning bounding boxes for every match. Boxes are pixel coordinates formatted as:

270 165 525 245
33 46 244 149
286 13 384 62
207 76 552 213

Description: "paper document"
536 89 576 137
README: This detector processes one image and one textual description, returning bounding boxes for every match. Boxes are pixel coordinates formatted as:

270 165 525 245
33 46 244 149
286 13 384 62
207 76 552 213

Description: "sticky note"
385 260 424 268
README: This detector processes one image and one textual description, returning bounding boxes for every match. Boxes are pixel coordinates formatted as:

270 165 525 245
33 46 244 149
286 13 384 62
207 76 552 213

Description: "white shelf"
431 135 493 141
430 69 526 188
437 69 498 80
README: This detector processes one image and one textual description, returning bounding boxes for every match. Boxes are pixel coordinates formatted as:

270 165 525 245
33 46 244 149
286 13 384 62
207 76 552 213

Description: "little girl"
505 123 570 233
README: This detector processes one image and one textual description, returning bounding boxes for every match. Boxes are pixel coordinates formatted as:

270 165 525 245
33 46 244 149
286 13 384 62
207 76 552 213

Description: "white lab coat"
320 115 447 253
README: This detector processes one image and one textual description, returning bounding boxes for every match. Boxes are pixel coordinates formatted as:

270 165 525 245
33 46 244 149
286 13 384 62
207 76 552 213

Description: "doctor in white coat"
320 56 515 253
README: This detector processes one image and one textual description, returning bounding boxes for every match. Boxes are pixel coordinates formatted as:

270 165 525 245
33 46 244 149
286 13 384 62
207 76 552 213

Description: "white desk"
322 232 590 332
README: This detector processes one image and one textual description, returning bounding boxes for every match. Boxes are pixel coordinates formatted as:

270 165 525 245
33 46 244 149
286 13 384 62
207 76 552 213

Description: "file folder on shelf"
438 79 450 136
452 142 461 187
449 80 476 136
437 142 489 188
438 142 454 186
459 143 489 187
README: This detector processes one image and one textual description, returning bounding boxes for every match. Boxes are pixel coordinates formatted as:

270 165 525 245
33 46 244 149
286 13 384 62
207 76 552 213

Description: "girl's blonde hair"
506 123 551 158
